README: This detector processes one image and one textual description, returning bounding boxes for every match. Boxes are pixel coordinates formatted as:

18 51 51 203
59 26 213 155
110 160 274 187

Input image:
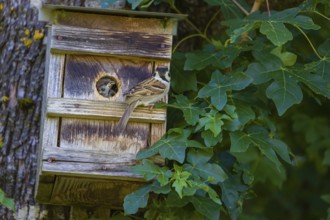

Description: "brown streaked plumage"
114 65 170 133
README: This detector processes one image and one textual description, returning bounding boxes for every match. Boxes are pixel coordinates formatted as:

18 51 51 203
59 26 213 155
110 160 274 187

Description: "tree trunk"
0 0 211 219
0 0 80 219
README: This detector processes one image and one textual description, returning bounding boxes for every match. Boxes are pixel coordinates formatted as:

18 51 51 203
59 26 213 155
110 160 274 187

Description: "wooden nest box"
36 4 183 208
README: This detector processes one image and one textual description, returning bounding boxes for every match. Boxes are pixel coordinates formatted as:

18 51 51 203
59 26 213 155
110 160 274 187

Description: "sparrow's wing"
125 78 167 98
116 77 168 133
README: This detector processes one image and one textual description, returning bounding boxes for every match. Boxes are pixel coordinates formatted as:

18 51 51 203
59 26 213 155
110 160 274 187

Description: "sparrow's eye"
96 76 119 98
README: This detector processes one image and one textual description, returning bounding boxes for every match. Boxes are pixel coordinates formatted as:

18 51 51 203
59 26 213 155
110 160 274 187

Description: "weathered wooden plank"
36 53 65 201
42 54 65 148
55 11 175 35
49 176 144 207
47 98 167 122
63 55 153 101
46 54 66 98
59 118 150 153
42 161 143 179
42 147 138 164
150 123 166 146
51 25 173 59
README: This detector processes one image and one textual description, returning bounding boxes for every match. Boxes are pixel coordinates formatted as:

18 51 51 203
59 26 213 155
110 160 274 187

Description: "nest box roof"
39 4 187 22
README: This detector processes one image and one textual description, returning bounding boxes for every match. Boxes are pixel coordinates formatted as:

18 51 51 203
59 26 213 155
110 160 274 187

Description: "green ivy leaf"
260 22 293 46
184 52 219 71
184 162 228 184
245 54 282 85
233 147 286 187
201 130 223 147
170 95 202 126
204 0 245 19
235 101 256 126
305 40 330 80
229 131 251 152
230 126 289 170
230 22 256 43
136 128 191 163
271 47 297 66
0 189 15 211
196 110 225 136
124 185 151 215
190 196 221 220
130 160 172 186
198 70 252 110
187 148 213 165
254 156 286 188
268 139 292 164
261 8 299 21
166 191 191 208
205 186 222 205
171 164 192 198
150 182 171 194
220 175 248 220
305 58 330 81
287 15 320 30
266 70 303 115
184 46 241 70
289 69 330 98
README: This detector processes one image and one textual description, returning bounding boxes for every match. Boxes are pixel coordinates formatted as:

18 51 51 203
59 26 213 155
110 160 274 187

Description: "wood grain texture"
42 161 142 179
36 54 65 204
55 11 175 35
46 54 66 97
42 54 65 148
59 118 149 153
150 123 166 146
43 147 139 164
50 25 173 59
63 55 153 101
47 98 167 122
49 177 144 207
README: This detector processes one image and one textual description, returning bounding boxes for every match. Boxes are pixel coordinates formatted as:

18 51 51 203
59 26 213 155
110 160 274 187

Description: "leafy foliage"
121 0 330 219
0 189 15 211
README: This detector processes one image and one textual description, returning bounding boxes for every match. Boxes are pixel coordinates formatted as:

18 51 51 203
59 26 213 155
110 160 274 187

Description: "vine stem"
169 3 203 35
313 10 330 21
168 1 213 51
172 34 206 53
204 8 222 37
293 25 323 60
265 0 271 17
231 0 249 16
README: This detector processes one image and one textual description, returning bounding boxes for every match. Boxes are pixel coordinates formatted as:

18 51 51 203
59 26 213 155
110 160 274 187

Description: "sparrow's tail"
114 100 138 134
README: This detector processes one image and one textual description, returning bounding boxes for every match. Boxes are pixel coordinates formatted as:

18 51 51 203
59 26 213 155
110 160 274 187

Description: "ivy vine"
118 0 330 219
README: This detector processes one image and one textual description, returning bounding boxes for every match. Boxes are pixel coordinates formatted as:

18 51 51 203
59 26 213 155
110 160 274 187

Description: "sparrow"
115 65 170 133
97 79 118 98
